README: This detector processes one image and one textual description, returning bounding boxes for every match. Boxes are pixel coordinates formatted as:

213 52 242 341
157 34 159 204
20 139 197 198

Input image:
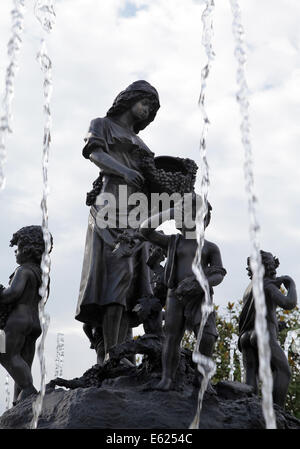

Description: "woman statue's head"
106 80 160 133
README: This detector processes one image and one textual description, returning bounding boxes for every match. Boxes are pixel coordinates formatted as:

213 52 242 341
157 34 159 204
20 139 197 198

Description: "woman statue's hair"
10 225 53 265
106 80 160 133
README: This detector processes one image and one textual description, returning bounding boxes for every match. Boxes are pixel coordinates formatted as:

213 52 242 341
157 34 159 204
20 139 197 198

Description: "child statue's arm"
264 275 297 310
205 241 227 287
139 209 173 249
0 267 30 305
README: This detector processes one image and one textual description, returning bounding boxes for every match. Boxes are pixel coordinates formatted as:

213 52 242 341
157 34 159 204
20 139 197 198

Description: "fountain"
229 0 276 429
0 0 55 428
0 0 26 190
0 0 298 432
190 0 216 430
191 0 278 429
30 0 56 430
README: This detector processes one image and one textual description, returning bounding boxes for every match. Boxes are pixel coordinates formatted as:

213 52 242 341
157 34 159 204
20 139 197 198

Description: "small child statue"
238 250 297 408
0 225 52 403
140 194 226 390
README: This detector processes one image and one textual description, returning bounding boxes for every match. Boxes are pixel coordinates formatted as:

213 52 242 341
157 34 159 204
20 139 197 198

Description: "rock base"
0 336 299 429
0 379 299 429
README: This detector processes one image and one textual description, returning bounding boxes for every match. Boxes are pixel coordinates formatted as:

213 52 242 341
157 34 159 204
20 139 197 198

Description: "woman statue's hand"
123 168 145 189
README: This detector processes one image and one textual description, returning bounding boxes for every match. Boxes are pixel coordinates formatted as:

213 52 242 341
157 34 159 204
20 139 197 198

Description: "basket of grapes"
140 155 198 195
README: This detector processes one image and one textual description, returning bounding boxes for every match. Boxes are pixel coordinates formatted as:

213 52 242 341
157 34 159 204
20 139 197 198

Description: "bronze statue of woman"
75 80 160 363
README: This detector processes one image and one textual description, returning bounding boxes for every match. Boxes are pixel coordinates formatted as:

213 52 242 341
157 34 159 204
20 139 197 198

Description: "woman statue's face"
130 98 151 123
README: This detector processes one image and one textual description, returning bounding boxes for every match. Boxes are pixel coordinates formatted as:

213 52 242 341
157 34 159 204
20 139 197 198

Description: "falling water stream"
189 0 216 429
229 333 238 381
228 333 245 382
229 0 276 429
284 329 300 359
237 347 245 382
30 0 56 430
0 0 26 190
54 333 65 378
5 374 11 411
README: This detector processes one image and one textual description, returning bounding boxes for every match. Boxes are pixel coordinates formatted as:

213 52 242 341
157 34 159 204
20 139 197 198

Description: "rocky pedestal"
0 336 299 429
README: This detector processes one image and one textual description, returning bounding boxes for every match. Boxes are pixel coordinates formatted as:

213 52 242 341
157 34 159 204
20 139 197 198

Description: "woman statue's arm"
89 149 144 189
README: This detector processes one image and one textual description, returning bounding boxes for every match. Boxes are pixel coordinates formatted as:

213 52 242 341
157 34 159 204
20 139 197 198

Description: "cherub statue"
129 243 167 338
140 194 226 390
238 250 297 407
0 225 52 403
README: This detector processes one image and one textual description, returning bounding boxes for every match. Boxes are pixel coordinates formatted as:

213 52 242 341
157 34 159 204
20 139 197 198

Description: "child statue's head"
176 192 212 234
246 250 280 279
10 225 53 265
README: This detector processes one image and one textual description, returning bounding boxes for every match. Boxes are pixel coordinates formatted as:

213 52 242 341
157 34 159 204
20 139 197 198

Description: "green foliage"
181 302 300 419
214 301 243 383
277 306 300 418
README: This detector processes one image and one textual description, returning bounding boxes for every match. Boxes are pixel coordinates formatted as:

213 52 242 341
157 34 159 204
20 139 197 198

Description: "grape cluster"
183 158 198 187
152 273 168 305
0 305 12 330
141 155 198 195
175 275 204 301
83 366 101 387
115 232 133 246
115 230 141 246
86 173 103 206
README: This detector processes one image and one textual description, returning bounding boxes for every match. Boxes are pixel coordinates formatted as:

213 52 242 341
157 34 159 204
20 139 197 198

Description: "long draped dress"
75 116 153 327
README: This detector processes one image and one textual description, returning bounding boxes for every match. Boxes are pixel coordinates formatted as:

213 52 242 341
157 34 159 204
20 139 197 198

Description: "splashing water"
190 0 215 430
238 347 245 382
284 330 294 359
30 0 56 430
284 329 300 358
34 0 56 32
291 329 300 355
30 311 50 428
229 0 276 429
0 0 26 190
5 374 11 411
229 333 245 383
54 333 65 378
229 333 238 381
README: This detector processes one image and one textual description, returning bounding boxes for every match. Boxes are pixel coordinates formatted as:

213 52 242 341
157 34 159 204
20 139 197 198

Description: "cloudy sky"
0 0 299 413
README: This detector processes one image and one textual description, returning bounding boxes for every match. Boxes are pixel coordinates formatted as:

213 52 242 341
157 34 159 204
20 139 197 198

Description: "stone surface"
0 378 299 429
0 336 299 430
214 380 254 400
